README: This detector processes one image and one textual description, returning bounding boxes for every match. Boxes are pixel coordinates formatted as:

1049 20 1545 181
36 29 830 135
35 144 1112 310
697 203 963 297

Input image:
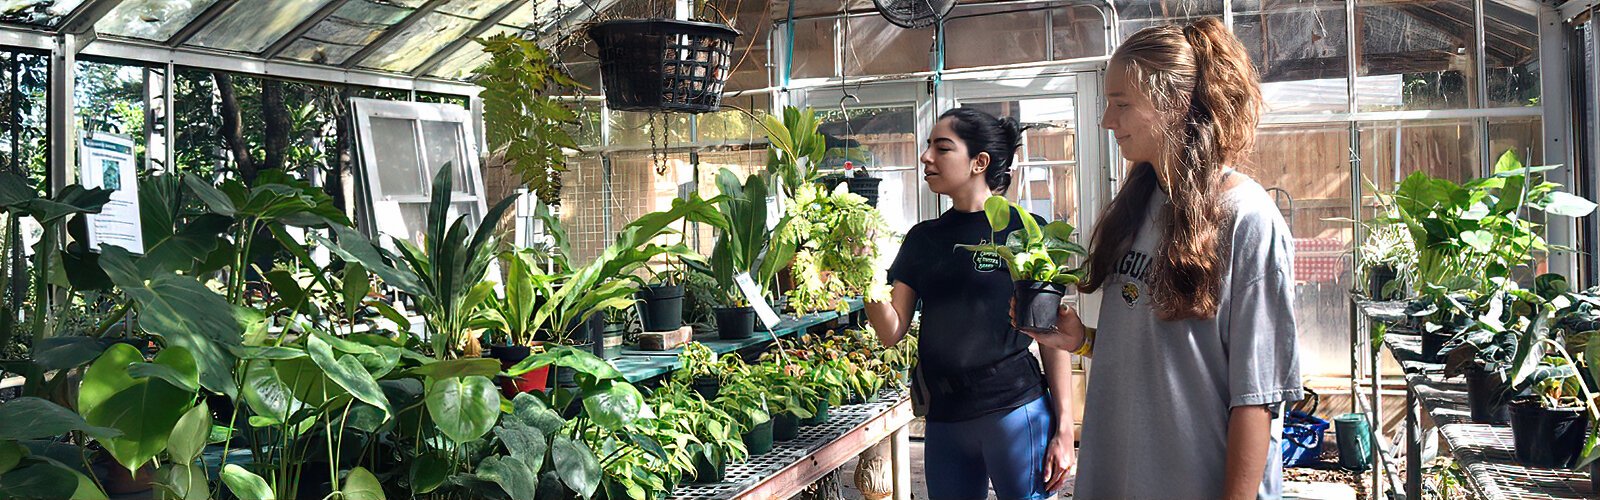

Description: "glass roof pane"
188 0 334 53
280 37 362 65
439 0 514 19
98 0 219 41
362 12 476 72
426 25 518 79
332 0 411 26
0 0 85 27
499 0 559 29
277 1 411 65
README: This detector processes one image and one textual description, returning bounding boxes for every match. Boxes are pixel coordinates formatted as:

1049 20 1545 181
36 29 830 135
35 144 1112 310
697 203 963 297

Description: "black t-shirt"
887 207 1047 422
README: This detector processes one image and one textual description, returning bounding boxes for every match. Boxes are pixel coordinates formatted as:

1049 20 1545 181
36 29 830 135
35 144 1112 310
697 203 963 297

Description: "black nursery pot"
1509 400 1590 468
801 399 830 426
715 307 757 340
742 419 775 455
1013 281 1067 332
486 344 532 364
691 375 721 401
637 284 685 332
1465 368 1513 424
1421 330 1452 363
773 412 801 441
692 453 726 483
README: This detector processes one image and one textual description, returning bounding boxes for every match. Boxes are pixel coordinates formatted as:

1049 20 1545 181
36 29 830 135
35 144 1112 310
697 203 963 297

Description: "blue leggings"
924 395 1055 500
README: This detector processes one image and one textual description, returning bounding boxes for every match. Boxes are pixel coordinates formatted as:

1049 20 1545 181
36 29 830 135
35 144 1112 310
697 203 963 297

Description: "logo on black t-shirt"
973 250 1002 272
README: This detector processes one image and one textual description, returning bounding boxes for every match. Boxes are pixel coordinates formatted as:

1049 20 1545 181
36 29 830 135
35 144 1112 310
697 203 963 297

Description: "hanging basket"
587 19 740 114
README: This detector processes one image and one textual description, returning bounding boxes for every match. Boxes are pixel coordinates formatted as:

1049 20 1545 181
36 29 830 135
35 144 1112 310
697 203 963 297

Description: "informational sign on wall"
79 133 143 253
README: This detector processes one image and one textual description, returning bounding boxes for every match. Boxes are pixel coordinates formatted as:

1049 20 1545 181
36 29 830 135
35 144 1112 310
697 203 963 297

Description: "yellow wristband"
1071 327 1096 357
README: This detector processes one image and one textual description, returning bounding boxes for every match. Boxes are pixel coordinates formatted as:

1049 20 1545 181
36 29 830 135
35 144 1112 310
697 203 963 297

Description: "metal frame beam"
79 37 479 95
411 0 531 77
164 0 239 47
341 0 450 69
59 0 126 35
261 0 353 60
1541 1 1579 278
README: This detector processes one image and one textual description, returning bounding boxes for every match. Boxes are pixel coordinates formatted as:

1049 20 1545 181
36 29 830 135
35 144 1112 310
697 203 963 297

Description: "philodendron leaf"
551 436 600 499
407 358 501 379
425 375 500 444
495 420 548 474
0 397 120 440
166 401 211 463
0 462 77 499
581 379 649 431
983 196 1011 233
32 336 111 370
410 452 450 495
0 441 23 474
156 463 209 500
221 464 275 500
1545 191 1599 217
100 246 242 398
242 359 298 424
478 455 538 500
308 334 390 422
341 466 385 500
511 392 565 436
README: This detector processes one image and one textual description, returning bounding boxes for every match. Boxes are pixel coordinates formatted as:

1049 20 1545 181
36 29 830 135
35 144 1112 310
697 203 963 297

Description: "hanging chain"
650 111 669 176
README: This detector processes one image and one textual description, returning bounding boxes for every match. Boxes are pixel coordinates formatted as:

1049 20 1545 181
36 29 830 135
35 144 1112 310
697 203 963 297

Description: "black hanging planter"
1509 400 1590 468
587 19 741 114
638 284 685 332
847 176 882 207
1013 280 1066 332
715 306 756 340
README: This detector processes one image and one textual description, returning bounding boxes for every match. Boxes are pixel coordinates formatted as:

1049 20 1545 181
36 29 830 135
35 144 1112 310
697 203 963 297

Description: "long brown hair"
1080 18 1263 321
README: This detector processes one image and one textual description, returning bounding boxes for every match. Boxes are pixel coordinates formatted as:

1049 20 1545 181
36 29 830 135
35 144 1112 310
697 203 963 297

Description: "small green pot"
773 412 801 441
801 399 830 426
743 419 775 455
691 453 725 483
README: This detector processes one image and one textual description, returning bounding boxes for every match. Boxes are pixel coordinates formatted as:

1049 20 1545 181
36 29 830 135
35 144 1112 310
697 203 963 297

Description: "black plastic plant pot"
1013 280 1067 332
1509 400 1590 468
637 284 685 332
742 419 775 455
486 344 532 364
848 176 882 207
1591 461 1598 494
1464 368 1513 424
715 307 757 340
773 412 801 441
587 19 740 114
1368 265 1398 300
691 375 721 401
691 453 726 483
1421 330 1452 363
801 399 830 426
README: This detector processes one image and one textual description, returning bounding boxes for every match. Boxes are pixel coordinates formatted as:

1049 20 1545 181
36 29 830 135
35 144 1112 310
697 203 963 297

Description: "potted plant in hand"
709 169 797 340
958 195 1087 332
781 183 891 315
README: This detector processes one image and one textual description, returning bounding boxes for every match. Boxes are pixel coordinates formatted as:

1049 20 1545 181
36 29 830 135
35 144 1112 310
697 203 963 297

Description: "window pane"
362 12 477 72
1053 5 1110 60
1360 119 1480 197
76 61 155 173
557 155 606 264
499 0 559 28
1485 0 1540 108
817 105 920 233
609 111 690 148
843 15 931 76
696 92 770 145
562 100 602 148
789 19 836 79
279 1 413 65
1248 122 1353 376
1115 0 1221 42
421 120 468 194
189 0 335 53
439 0 515 19
946 5 1047 69
967 99 1082 232
1235 0 1350 114
1488 116 1543 166
1356 0 1478 111
369 116 425 197
98 0 220 41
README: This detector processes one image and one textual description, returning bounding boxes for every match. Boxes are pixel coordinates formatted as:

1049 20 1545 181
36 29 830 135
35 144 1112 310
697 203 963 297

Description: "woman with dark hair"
866 107 1075 499
1022 18 1302 499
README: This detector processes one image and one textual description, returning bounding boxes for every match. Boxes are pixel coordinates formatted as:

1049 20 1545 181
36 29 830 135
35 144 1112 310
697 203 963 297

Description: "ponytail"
940 107 1028 194
1081 17 1261 321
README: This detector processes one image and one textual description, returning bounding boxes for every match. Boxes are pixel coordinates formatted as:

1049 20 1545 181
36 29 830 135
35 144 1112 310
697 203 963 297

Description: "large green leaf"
126 362 200 393
221 464 275 500
182 174 236 216
496 420 548 474
0 462 78 499
310 224 424 298
341 466 385 500
425 375 499 444
274 356 342 408
479 455 538 500
0 397 120 440
100 246 241 398
308 334 390 421
82 347 197 472
409 452 450 494
166 401 211 463
0 441 23 474
32 336 111 371
552 436 599 499
138 213 230 276
242 359 298 424
581 380 649 431
511 392 565 436
407 358 501 379
983 196 1011 233
507 346 621 381
1544 191 1599 217
156 462 209 500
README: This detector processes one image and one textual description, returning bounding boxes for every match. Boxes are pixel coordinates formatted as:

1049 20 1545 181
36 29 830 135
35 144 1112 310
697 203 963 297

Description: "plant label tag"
734 272 782 329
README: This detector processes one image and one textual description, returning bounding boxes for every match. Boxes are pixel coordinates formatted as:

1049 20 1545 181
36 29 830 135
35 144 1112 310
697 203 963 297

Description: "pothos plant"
958 195 1087 289
674 342 722 383
781 183 891 315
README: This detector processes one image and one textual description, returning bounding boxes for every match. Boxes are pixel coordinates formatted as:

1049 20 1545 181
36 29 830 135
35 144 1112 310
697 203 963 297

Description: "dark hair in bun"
939 107 1026 194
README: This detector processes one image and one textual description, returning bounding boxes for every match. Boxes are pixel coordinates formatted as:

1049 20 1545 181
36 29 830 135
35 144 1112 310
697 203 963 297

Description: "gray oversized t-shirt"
1073 179 1302 500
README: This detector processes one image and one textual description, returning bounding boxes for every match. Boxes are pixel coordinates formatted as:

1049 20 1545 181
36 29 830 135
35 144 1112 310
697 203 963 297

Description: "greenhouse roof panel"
439 0 515 19
187 0 335 52
0 0 85 27
360 10 474 72
96 0 218 41
424 24 517 79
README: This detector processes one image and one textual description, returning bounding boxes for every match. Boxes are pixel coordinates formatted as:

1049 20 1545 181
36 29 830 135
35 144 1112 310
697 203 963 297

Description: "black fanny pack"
911 350 1043 417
